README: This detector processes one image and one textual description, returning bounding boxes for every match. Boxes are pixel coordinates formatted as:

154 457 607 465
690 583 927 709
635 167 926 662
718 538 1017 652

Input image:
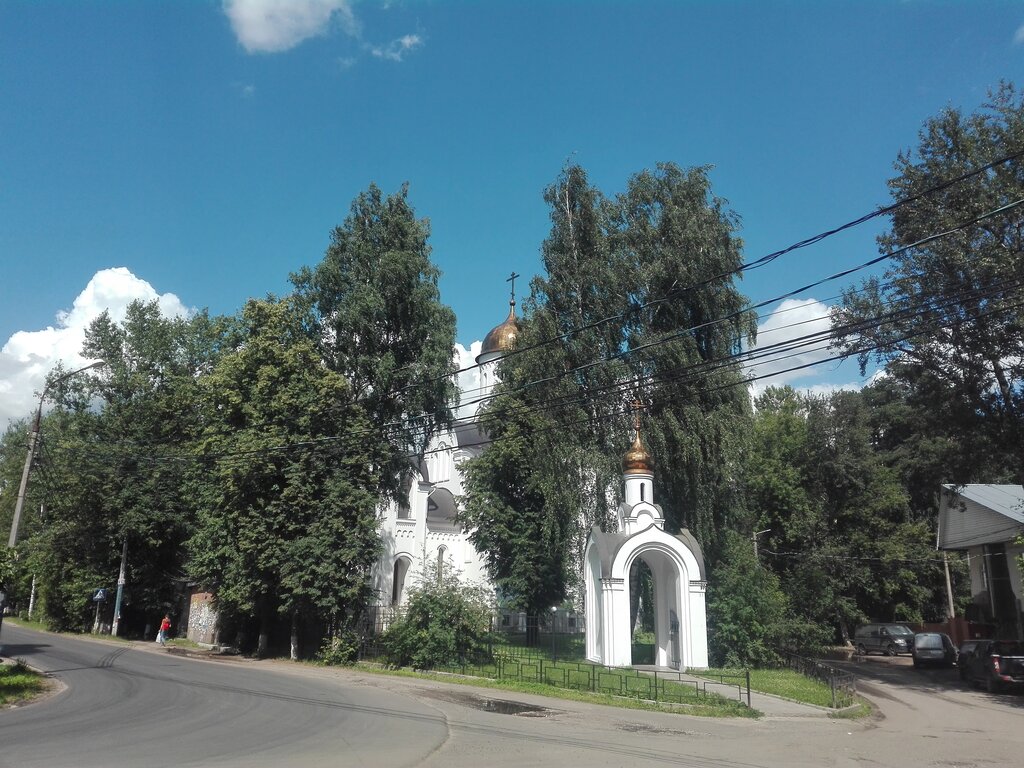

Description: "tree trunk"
257 610 270 659
290 610 300 661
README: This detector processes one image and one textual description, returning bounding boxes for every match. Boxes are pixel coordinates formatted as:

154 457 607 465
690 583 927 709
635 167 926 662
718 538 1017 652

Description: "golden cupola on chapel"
622 412 654 476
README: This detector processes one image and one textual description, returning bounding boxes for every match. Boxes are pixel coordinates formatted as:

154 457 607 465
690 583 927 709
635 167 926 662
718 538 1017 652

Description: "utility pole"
112 538 128 636
943 551 956 620
9 360 105 548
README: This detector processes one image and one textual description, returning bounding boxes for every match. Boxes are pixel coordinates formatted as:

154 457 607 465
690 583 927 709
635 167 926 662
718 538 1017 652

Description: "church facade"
370 298 519 610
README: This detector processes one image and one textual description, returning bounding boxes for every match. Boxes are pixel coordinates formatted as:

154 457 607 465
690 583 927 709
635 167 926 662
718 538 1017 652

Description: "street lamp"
7 360 105 548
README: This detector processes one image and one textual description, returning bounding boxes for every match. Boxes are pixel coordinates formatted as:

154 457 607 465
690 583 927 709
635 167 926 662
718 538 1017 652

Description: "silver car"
912 632 957 668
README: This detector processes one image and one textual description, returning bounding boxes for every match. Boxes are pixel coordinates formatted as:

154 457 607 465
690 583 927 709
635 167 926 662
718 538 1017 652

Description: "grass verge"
697 667 858 709
348 661 759 718
0 660 47 706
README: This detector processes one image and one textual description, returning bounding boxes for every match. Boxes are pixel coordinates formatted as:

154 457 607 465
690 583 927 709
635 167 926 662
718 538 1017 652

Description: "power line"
408 148 1024 390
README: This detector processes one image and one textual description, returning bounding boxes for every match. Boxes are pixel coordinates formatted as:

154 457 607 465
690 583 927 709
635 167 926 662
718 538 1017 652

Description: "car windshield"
916 634 943 649
889 626 914 636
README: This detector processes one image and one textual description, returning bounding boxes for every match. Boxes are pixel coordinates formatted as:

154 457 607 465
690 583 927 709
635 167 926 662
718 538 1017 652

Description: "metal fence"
413 650 750 707
353 607 750 707
779 650 857 708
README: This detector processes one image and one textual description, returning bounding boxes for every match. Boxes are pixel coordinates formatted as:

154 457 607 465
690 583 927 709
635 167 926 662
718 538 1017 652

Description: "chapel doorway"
629 557 656 664
628 548 684 669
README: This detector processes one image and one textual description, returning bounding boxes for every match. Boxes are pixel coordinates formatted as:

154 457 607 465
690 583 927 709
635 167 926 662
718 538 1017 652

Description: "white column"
687 580 709 669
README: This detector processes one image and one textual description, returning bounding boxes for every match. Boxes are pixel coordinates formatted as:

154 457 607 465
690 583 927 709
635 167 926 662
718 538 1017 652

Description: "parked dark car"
964 640 1024 693
911 632 957 668
854 623 916 656
956 639 990 680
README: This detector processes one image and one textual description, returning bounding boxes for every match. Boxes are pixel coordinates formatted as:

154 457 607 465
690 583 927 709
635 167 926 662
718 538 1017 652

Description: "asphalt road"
0 624 446 768
4 626 1024 768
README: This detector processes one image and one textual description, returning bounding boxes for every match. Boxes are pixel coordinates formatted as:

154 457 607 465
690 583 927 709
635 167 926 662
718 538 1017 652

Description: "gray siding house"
938 484 1024 639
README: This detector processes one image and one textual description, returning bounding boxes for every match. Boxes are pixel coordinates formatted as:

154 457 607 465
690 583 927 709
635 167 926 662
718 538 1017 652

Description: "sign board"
92 588 108 602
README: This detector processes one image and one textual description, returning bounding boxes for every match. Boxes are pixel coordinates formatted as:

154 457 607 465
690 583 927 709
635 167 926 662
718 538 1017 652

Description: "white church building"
370 294 710 671
371 297 519 608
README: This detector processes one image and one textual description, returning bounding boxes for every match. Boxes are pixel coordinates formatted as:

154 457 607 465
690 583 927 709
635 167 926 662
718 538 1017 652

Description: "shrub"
380 558 492 669
316 627 360 666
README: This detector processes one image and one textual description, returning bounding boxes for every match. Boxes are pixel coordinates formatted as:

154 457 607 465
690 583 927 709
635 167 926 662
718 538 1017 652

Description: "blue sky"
1 1 1022 423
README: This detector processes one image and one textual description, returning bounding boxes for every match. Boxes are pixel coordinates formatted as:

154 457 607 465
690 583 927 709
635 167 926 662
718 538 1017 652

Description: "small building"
937 484 1024 639
583 416 709 670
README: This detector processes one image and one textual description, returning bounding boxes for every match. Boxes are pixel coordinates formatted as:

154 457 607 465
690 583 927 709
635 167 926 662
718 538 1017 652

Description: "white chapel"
583 415 710 670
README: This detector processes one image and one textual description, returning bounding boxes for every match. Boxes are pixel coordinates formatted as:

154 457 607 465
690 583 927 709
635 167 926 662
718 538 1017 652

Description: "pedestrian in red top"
157 615 171 645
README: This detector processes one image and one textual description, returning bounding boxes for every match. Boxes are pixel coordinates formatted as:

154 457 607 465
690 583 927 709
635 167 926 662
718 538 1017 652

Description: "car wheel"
885 643 896 656
912 659 920 669
986 676 1002 694
856 643 867 656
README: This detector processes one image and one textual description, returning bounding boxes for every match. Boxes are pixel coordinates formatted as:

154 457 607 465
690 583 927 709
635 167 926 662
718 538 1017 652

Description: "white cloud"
223 0 359 54
369 33 423 62
1014 24 1024 45
746 297 862 397
0 268 190 426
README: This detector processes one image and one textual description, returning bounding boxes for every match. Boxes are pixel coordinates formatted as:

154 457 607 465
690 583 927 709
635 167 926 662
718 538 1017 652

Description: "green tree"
292 183 459 502
833 81 1024 483
188 298 384 659
461 165 628 619
706 530 804 667
460 393 575 621
3 301 222 631
613 163 755 547
462 163 755 622
746 386 942 643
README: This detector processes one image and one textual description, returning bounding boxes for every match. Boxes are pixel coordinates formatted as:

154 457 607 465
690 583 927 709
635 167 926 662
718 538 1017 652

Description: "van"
854 623 915 656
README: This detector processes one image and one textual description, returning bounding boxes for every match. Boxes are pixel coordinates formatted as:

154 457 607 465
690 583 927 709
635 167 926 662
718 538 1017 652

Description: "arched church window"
437 546 447 583
397 474 413 520
640 483 645 502
392 558 410 605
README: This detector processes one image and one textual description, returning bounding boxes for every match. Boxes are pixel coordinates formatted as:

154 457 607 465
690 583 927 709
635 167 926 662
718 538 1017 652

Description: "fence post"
746 669 751 708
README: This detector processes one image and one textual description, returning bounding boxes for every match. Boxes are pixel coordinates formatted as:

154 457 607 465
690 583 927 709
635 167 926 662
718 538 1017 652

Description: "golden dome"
622 409 654 475
479 300 519 358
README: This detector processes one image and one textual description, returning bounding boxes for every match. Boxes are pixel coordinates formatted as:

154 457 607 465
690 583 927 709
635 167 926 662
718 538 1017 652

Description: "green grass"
0 661 47 706
697 667 841 708
401 654 754 716
352 661 760 718
5 616 49 633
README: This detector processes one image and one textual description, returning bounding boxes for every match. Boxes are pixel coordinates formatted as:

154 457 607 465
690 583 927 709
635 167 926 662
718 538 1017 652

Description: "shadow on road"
1 642 52 657
826 654 1024 710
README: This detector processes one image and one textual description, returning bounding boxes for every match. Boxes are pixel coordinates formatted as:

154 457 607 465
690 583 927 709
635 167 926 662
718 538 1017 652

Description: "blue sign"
92 588 108 602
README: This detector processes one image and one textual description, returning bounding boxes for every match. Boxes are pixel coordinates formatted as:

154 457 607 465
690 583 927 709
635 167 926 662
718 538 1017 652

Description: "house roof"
938 484 1024 550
